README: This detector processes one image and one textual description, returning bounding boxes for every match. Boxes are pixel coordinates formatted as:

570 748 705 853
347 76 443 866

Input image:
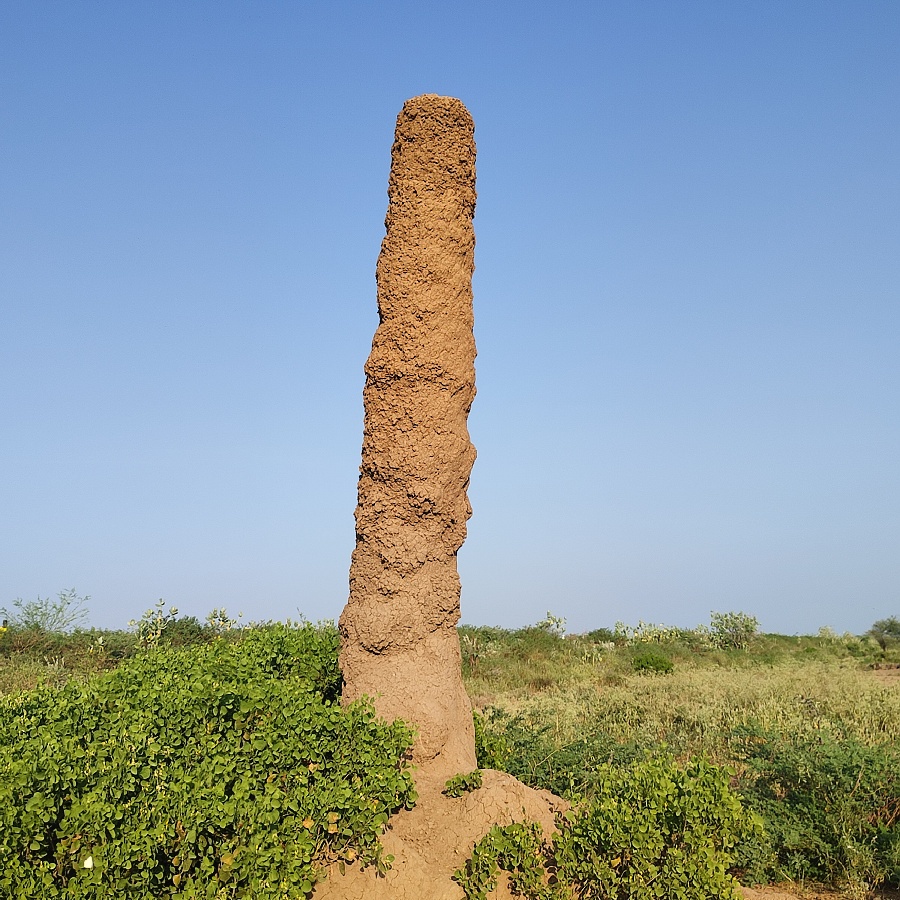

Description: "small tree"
867 616 900 653
0 588 88 633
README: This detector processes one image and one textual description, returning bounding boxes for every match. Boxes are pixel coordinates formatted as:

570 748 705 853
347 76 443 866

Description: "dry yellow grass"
467 658 900 763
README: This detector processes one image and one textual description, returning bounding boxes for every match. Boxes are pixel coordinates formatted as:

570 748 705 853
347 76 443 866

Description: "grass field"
460 623 900 761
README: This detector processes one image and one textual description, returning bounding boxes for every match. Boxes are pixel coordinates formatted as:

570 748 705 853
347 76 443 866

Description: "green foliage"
444 770 483 797
0 627 140 696
454 822 550 900
554 758 750 899
467 615 900 895
0 622 414 899
614 620 686 645
129 599 182 649
204 607 243 635
868 616 900 652
584 627 616 643
161 615 209 646
870 617 900 639
455 758 749 900
733 728 900 892
536 612 567 637
474 707 646 799
473 708 510 772
460 622 577 698
630 649 674 675
459 629 502 672
709 611 759 650
1 589 88 633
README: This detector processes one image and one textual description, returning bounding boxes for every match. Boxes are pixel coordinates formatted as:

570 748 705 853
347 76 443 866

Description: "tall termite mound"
320 94 565 900
339 94 478 779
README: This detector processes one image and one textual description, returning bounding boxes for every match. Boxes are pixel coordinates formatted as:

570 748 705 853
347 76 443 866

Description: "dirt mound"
313 770 566 900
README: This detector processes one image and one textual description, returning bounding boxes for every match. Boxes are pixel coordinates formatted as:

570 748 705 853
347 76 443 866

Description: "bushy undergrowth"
0 623 415 899
733 728 900 892
629 648 674 675
455 757 750 900
467 617 900 895
474 707 645 798
3 604 899 897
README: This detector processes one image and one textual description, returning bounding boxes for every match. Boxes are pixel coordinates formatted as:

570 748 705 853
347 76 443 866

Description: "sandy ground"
870 664 900 687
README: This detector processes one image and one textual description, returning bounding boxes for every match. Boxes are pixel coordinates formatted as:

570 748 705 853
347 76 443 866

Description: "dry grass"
466 649 900 763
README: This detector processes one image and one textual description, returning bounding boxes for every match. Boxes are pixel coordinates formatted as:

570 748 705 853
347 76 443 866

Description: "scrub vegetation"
463 615 900 897
1 593 898 898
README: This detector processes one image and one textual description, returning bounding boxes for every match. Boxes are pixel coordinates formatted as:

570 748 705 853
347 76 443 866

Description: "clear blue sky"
2 2 897 635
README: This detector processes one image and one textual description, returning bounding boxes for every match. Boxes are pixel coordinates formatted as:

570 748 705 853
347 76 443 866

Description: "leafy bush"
454 822 549 899
868 616 900 653
536 612 567 637
630 649 674 675
0 622 415 899
614 620 685 645
474 707 649 799
129 599 183 649
158 615 210 646
709 611 759 650
584 627 616 644
455 757 750 900
733 728 900 892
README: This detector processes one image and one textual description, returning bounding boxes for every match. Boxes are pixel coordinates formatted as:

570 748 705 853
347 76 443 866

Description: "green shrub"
630 649 674 675
709 611 759 650
454 821 549 899
0 622 414 899
455 757 750 900
582 627 615 644
584 627 616 644
474 707 647 799
868 616 900 653
733 727 900 892
444 770 483 797
158 615 210 646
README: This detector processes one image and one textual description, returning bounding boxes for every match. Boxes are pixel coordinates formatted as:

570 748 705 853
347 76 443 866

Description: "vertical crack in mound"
339 94 478 778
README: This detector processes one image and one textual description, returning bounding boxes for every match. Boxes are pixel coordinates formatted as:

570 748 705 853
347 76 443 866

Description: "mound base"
312 769 567 900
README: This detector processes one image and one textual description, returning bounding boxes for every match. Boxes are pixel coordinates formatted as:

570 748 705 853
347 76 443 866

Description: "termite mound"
322 94 565 900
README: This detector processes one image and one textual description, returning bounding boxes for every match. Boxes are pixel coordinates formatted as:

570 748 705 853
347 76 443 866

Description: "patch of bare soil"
870 663 900 686
741 888 842 899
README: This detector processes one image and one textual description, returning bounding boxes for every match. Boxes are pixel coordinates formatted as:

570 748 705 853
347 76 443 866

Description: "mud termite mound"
320 95 565 900
339 93 479 780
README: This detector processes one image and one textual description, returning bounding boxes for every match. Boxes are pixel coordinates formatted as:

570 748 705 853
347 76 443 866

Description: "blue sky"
1 2 897 635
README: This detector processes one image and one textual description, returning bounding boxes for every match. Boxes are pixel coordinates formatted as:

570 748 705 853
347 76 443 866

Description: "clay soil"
312 794 898 900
